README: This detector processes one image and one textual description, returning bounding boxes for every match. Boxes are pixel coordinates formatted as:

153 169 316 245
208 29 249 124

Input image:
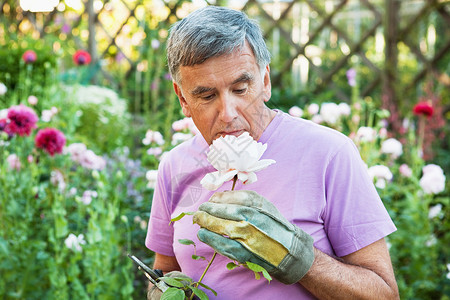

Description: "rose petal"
200 170 238 191
246 159 276 172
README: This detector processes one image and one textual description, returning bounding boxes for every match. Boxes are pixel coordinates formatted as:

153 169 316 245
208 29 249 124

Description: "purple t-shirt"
145 110 396 299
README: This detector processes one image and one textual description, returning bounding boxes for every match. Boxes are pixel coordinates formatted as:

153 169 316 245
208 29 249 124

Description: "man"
145 6 399 299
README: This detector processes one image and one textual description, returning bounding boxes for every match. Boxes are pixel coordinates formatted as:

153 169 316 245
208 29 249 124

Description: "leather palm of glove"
147 271 199 300
193 190 315 285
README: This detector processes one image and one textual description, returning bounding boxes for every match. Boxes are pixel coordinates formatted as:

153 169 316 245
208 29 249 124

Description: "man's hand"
193 190 314 284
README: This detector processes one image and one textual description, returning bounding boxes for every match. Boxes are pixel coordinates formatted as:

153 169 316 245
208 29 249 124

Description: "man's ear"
263 65 271 102
173 82 191 117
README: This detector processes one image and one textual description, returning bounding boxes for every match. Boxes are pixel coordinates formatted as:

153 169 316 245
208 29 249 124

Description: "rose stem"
191 175 239 299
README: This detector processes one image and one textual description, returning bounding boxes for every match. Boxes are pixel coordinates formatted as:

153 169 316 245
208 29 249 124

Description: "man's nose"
218 94 238 123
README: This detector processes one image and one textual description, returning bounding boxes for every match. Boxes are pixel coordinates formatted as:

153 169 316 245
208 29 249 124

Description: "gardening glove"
147 271 199 300
193 190 315 285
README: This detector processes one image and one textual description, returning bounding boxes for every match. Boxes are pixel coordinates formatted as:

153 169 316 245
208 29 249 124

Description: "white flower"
320 102 340 124
307 103 319 115
65 143 87 162
288 106 303 118
81 190 97 205
419 164 446 194
147 147 163 156
79 150 106 170
146 170 158 189
200 132 276 191
428 204 442 219
0 82 7 95
311 115 323 124
64 233 86 252
367 165 393 189
381 138 403 158
50 170 66 192
151 39 160 49
171 132 193 145
355 126 376 142
447 264 450 280
41 110 53 122
0 109 8 119
338 103 351 116
142 130 164 146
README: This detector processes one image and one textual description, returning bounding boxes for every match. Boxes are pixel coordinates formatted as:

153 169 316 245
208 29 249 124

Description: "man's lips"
217 130 244 137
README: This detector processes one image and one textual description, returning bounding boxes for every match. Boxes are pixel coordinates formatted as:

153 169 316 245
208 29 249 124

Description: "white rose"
367 165 393 189
381 138 403 158
288 106 303 118
355 126 376 142
420 164 446 194
320 102 340 124
200 132 275 190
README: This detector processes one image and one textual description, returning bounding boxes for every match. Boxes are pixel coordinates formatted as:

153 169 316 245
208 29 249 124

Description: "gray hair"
166 6 271 84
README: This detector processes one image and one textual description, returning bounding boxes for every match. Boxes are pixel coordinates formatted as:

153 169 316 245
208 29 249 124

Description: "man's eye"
234 88 247 94
201 94 215 100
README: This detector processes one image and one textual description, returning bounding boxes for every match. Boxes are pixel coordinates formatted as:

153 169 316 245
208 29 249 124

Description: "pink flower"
7 154 21 170
27 95 38 105
35 128 66 156
73 50 91 65
7 105 39 136
22 50 37 63
399 164 412 178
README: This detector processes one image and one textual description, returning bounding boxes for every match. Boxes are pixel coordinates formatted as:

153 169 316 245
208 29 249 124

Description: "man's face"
173 42 275 145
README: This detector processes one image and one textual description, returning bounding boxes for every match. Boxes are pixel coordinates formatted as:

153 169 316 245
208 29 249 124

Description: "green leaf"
170 212 195 224
189 287 209 300
226 262 239 270
191 255 206 260
196 282 217 296
245 261 272 282
245 261 265 272
172 276 193 284
178 239 195 246
161 287 185 300
261 269 272 283
160 277 185 288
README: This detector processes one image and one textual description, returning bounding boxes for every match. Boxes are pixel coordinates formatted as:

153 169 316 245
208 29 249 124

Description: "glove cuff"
272 227 315 284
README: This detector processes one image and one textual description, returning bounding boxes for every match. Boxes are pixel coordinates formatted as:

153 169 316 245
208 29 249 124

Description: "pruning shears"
127 254 170 292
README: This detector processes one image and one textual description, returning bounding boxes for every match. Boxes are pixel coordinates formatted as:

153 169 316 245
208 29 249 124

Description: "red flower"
35 128 66 156
7 105 39 136
73 50 91 65
413 101 433 117
22 50 37 64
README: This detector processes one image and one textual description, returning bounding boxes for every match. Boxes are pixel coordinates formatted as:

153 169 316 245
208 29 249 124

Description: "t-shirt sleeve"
323 139 396 257
145 159 176 256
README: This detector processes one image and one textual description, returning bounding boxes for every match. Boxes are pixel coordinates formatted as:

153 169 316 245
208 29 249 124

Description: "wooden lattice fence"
1 0 449 117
